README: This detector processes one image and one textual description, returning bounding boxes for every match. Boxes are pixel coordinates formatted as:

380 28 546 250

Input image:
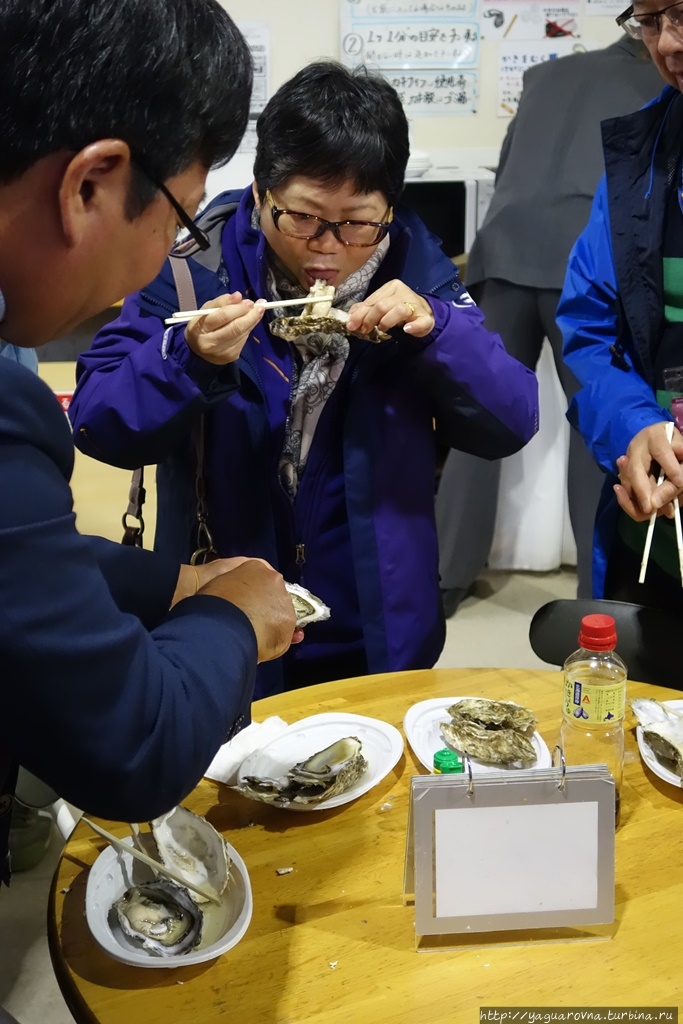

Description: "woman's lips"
304 269 337 286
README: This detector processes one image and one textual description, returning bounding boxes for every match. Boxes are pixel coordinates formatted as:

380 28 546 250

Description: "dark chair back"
529 599 683 690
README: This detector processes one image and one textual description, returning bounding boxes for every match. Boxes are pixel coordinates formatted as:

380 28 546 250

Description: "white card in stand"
403 757 616 951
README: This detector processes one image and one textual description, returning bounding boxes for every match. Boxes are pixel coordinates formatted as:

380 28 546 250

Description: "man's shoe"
441 585 474 619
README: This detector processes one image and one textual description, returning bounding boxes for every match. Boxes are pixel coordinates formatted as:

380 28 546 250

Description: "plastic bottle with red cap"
559 613 627 825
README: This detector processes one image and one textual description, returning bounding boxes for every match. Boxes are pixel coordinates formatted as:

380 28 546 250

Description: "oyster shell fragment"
285 582 331 627
440 697 538 766
150 805 230 904
113 878 202 957
238 736 368 806
631 697 683 778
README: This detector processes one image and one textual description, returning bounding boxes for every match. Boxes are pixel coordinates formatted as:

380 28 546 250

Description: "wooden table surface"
48 668 683 1024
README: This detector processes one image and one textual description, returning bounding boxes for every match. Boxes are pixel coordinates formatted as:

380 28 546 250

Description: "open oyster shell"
285 582 331 627
113 878 202 957
269 278 389 344
270 307 390 344
631 697 683 778
150 805 230 904
238 736 368 806
440 697 537 766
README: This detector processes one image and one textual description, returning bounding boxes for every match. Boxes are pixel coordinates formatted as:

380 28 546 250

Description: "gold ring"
404 301 416 316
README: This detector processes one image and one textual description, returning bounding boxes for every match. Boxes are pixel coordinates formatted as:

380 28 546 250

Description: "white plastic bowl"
85 835 252 968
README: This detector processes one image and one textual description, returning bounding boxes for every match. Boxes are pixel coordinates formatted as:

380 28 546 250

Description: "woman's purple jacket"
70 187 538 696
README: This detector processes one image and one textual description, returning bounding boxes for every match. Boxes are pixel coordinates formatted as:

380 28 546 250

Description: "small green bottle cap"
433 748 464 774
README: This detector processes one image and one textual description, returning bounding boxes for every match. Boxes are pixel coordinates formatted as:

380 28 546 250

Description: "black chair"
529 599 683 689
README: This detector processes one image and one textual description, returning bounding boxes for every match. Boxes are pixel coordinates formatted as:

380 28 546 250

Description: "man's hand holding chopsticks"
614 421 683 521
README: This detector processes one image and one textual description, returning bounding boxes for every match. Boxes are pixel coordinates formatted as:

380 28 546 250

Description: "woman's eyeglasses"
134 160 210 257
265 189 393 247
616 0 683 37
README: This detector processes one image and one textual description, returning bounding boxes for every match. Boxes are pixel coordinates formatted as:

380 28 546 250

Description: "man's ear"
58 140 133 247
251 180 261 209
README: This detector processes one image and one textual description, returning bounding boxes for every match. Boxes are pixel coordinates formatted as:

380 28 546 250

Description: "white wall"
220 0 626 157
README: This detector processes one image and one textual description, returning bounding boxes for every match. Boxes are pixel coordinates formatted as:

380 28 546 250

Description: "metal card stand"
403 751 616 952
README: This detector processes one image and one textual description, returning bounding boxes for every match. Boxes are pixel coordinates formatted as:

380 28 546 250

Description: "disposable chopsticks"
81 817 221 905
639 420 683 585
163 293 334 325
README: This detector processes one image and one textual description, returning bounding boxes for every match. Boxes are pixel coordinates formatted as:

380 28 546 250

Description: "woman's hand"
346 280 435 339
613 421 683 521
183 293 266 365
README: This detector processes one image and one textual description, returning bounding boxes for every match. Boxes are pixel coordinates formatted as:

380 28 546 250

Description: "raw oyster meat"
113 878 202 957
269 277 390 344
150 805 230 904
303 279 335 316
238 736 368 806
285 582 331 627
440 697 537 765
631 697 683 778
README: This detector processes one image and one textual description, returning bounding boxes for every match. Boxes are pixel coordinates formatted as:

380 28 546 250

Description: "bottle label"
562 677 626 723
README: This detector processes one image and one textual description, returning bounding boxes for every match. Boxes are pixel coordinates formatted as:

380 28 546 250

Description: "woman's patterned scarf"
252 205 389 498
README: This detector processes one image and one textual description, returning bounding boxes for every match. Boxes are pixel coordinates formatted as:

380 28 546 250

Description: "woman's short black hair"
254 62 409 206
0 0 252 216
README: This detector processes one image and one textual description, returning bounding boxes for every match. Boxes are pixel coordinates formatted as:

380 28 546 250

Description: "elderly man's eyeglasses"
616 0 683 37
265 189 393 247
134 160 210 257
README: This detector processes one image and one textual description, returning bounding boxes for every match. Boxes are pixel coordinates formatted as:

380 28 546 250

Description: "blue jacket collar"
602 86 683 384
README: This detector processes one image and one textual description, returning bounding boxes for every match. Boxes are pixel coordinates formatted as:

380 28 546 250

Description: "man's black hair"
0 0 252 215
254 62 409 206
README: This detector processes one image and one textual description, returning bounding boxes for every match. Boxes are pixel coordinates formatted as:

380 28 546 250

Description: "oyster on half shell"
440 697 537 766
150 805 230 904
631 697 683 778
238 736 368 806
113 878 202 957
269 277 389 344
285 582 331 627
270 308 390 344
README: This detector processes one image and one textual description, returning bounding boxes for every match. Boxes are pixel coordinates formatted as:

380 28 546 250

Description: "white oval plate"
85 836 252 968
236 712 404 811
403 696 552 773
636 698 683 789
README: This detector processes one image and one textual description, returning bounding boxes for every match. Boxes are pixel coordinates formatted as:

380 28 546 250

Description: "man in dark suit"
436 36 662 614
0 0 300 923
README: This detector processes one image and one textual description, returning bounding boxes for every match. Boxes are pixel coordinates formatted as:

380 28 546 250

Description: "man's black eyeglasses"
265 189 393 247
135 161 210 257
616 0 683 37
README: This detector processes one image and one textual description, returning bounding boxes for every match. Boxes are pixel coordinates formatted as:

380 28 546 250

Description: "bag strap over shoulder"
121 257 199 549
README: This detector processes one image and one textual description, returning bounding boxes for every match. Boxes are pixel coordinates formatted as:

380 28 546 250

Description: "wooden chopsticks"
639 420 683 585
163 294 334 325
81 817 221 905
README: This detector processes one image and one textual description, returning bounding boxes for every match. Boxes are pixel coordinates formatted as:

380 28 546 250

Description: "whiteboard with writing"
385 69 478 114
342 21 479 67
341 0 477 16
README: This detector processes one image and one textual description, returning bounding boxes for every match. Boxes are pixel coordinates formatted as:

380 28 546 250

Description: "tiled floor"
0 565 576 1024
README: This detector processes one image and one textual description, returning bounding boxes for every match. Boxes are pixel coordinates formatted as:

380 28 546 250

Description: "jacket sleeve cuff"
163 324 241 398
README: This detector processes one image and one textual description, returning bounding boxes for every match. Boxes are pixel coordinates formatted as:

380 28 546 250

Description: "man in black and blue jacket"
559 1 683 610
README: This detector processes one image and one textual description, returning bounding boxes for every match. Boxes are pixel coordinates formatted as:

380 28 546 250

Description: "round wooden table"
48 668 683 1023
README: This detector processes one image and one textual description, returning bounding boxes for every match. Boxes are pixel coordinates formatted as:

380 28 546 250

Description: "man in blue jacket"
559 1 683 609
0 0 299 904
70 62 539 699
